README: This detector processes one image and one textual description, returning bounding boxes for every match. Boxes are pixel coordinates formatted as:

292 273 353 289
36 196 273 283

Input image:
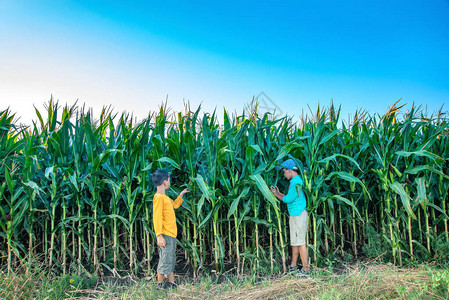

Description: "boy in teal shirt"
270 158 310 275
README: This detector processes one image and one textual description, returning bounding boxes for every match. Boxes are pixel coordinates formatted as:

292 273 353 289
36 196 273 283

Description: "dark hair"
152 170 169 186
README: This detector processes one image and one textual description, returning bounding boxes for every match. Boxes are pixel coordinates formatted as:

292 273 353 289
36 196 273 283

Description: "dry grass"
166 264 448 300
1 264 448 299
0 272 34 299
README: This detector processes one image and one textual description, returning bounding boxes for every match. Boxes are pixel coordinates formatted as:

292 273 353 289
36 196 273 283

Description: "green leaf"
158 157 181 170
12 195 29 228
250 174 280 213
68 173 79 192
45 166 55 179
390 182 417 220
250 144 265 156
34 106 45 130
318 129 339 146
5 168 13 195
415 177 427 209
193 175 214 202
405 165 449 180
93 149 121 169
276 142 300 161
326 171 370 198
332 195 362 220
141 164 152 172
243 216 274 228
198 209 214 229
246 146 255 173
319 154 362 171
197 195 206 219
22 180 45 195
427 203 448 219
396 150 444 163
12 187 24 203
227 187 250 218
104 214 131 229
237 199 252 227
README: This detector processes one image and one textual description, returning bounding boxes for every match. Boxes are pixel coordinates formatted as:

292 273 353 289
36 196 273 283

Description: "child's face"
282 168 294 180
163 176 171 189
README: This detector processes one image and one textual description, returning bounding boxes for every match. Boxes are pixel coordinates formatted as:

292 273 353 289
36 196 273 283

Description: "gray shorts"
289 210 308 246
157 235 177 275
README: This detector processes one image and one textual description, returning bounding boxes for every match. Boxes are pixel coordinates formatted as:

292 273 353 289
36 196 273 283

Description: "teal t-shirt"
282 175 307 216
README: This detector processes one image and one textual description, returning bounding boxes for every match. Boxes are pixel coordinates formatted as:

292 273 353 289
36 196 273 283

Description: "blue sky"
1 0 448 124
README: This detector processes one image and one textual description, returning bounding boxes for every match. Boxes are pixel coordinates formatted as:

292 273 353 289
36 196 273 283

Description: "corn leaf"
390 182 417 220
405 165 449 180
415 177 427 209
227 187 250 218
332 195 362 220
250 174 279 212
158 157 181 170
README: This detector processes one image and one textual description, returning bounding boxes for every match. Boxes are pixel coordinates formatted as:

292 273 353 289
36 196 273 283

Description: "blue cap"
281 159 299 171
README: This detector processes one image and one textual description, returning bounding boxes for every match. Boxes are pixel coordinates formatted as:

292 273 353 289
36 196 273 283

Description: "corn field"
1 99 448 277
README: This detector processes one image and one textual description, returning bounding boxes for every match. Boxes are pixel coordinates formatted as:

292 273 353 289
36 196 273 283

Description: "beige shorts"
289 210 308 246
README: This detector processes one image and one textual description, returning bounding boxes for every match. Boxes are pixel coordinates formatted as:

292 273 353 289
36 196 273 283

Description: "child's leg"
289 215 301 268
167 237 176 283
157 244 166 283
291 245 300 267
296 210 309 271
157 272 165 283
157 234 175 283
299 245 309 271
168 272 175 283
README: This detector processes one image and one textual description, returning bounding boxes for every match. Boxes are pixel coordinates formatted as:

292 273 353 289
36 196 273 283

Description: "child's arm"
270 186 285 200
173 188 190 209
282 183 302 203
153 195 166 247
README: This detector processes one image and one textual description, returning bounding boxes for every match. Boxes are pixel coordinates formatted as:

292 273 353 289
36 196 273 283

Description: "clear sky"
1 0 448 125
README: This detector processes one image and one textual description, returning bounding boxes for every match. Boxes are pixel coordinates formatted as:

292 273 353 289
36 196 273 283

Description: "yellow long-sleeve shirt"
153 193 184 238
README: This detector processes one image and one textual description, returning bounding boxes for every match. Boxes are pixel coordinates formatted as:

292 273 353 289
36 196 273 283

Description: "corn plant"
0 100 448 278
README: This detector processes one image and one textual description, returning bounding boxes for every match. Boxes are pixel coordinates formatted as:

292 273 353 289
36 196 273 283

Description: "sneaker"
166 282 178 290
288 266 298 274
156 282 165 290
297 268 311 277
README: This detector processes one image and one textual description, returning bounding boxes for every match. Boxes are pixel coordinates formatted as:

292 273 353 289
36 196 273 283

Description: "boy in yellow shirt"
152 170 190 289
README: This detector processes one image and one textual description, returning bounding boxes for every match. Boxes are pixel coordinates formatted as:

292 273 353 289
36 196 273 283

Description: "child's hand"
157 235 166 247
179 188 190 198
270 186 281 200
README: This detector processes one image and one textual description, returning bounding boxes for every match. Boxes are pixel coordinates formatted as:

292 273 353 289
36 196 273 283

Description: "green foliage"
428 268 449 295
1 263 449 299
362 225 392 262
0 268 98 300
432 235 449 266
0 99 448 278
